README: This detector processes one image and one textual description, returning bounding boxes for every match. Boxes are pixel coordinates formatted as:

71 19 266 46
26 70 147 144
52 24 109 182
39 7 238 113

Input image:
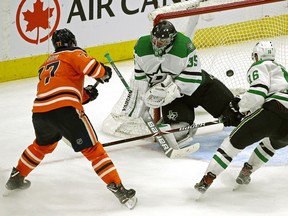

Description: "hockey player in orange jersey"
4 28 137 209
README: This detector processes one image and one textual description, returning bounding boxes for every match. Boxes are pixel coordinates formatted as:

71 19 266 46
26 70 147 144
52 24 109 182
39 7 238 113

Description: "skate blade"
2 187 15 197
3 188 11 197
233 182 247 191
193 189 204 201
233 183 240 191
3 184 31 197
124 196 137 210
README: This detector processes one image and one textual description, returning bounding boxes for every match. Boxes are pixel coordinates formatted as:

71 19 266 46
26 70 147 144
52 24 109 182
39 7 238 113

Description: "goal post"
101 0 288 138
152 0 286 25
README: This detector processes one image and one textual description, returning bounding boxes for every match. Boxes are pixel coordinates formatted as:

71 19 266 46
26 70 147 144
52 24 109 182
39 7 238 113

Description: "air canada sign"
16 0 181 45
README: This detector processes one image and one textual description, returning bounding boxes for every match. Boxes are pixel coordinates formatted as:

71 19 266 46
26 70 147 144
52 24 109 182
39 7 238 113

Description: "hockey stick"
104 53 131 92
104 53 202 158
102 119 220 147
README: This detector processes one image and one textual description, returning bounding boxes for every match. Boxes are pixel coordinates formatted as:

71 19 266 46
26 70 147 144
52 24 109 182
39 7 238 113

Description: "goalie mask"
252 41 275 62
52 28 77 50
151 20 177 57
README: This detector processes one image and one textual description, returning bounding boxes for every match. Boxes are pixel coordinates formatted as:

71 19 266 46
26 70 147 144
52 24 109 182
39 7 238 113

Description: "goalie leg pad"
171 122 197 141
171 122 196 149
158 123 180 150
158 122 196 150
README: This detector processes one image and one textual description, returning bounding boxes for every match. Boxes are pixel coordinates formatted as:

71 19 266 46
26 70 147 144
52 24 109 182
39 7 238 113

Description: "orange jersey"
32 47 106 113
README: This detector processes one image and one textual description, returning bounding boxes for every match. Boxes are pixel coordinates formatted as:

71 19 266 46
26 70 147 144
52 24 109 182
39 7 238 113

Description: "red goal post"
153 0 286 25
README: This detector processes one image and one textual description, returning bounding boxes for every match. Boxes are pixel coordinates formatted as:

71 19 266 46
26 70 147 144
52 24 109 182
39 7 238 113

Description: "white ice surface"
1 61 288 216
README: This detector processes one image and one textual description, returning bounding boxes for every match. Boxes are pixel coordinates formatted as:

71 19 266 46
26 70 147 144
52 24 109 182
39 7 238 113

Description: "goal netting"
102 0 288 138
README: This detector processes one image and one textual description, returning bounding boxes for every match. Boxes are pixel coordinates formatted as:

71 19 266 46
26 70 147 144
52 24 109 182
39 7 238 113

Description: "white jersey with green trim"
239 60 288 113
133 32 203 96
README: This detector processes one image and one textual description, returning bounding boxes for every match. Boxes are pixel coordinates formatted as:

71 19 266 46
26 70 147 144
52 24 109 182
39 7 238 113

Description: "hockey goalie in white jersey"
103 20 242 151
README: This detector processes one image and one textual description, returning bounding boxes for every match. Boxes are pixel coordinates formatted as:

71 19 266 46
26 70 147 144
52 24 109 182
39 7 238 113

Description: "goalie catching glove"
144 76 182 108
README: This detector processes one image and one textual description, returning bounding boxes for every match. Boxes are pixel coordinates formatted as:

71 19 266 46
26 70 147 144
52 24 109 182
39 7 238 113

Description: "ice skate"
233 162 252 191
194 172 216 200
3 167 31 197
107 182 137 209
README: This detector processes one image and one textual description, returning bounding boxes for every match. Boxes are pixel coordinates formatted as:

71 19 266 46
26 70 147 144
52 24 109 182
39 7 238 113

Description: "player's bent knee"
33 140 58 154
81 142 106 161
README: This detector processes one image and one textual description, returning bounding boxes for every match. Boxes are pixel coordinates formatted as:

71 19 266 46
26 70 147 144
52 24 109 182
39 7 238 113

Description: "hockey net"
102 0 288 138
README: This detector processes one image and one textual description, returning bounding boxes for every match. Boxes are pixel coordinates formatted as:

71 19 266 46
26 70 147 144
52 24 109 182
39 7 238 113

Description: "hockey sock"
81 143 121 185
247 139 275 172
206 137 241 176
16 140 58 176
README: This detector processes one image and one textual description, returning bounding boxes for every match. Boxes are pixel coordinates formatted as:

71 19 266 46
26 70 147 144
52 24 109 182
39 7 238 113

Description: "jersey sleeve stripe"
247 89 267 98
181 71 202 76
175 76 202 83
91 65 102 78
87 63 98 76
250 84 269 92
83 59 96 75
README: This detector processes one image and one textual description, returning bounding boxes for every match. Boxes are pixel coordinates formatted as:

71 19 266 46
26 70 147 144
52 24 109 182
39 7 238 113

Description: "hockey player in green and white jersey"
125 20 242 150
194 41 288 195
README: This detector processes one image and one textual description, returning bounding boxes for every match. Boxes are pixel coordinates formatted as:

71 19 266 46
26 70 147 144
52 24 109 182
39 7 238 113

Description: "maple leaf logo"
16 0 60 44
22 0 54 43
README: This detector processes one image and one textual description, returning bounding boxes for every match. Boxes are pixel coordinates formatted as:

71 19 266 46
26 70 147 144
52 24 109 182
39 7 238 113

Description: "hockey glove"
84 85 99 102
229 97 241 112
144 79 182 108
97 63 112 83
220 97 243 127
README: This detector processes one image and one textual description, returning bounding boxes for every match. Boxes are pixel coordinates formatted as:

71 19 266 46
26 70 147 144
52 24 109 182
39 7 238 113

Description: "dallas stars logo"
167 110 178 121
146 65 169 86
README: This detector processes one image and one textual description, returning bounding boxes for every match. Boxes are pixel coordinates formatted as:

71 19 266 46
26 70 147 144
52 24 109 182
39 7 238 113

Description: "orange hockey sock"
81 143 121 185
16 140 58 177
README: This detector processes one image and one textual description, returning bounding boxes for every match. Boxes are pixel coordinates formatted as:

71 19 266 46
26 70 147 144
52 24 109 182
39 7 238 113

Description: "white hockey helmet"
252 41 275 62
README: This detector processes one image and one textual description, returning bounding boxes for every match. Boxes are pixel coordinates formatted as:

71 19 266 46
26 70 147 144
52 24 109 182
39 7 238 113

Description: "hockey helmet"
252 41 275 62
151 20 177 56
52 28 77 49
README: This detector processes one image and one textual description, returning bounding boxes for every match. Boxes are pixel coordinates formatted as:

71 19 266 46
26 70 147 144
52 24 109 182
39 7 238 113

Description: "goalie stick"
104 53 202 158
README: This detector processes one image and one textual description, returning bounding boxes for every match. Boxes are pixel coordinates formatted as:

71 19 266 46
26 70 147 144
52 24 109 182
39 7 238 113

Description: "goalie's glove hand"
84 85 99 102
144 76 182 108
220 97 244 127
97 63 112 84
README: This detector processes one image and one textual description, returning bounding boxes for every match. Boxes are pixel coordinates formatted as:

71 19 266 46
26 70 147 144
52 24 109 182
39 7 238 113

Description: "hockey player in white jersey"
194 41 288 195
124 20 242 150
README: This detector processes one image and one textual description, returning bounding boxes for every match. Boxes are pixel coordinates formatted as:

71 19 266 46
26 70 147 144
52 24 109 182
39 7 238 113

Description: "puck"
226 69 234 77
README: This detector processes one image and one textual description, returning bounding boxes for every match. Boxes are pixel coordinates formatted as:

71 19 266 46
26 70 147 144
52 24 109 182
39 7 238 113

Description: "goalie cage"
102 0 288 138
